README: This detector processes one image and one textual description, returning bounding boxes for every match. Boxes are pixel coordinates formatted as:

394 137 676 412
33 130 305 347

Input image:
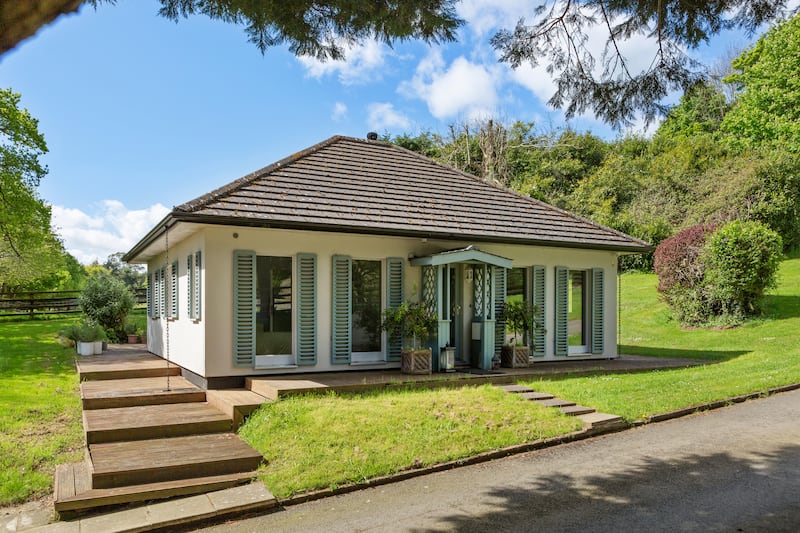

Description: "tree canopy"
1 0 462 58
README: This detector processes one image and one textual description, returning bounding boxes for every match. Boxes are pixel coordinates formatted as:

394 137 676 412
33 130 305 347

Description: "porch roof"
409 246 513 269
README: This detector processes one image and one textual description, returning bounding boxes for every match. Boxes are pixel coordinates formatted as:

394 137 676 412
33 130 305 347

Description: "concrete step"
577 412 626 429
518 391 555 401
559 405 596 416
498 384 534 394
83 402 232 444
81 376 206 410
535 398 576 408
89 433 263 489
206 389 270 430
54 460 257 516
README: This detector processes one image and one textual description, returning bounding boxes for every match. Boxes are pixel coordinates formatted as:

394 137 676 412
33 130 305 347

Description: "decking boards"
77 351 181 381
205 389 269 429
80 376 205 409
83 402 232 443
89 433 264 489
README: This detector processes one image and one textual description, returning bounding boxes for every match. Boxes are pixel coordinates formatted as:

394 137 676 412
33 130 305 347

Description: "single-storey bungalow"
124 135 651 388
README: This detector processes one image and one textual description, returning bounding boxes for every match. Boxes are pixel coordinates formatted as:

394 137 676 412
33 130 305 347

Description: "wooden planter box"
501 345 530 368
401 348 432 375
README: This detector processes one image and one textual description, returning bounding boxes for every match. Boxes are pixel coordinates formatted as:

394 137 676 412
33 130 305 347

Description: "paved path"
203 389 800 532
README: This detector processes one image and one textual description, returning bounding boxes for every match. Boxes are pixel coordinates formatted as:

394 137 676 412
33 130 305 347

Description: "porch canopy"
409 245 512 269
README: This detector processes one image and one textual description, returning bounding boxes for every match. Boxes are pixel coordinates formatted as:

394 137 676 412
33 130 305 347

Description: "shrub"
654 223 717 295
79 276 135 341
702 220 783 318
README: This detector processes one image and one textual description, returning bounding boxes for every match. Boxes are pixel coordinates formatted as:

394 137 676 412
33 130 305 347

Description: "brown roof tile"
168 136 651 252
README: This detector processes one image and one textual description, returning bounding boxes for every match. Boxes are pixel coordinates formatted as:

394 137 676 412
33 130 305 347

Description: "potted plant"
499 300 539 368
124 319 140 344
76 320 106 356
381 301 438 374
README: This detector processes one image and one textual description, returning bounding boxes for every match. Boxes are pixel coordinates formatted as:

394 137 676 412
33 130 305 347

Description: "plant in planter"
75 320 106 356
124 319 140 344
498 300 539 368
381 301 438 374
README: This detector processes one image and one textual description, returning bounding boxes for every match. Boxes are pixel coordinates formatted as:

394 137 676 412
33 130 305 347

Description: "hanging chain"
165 226 171 392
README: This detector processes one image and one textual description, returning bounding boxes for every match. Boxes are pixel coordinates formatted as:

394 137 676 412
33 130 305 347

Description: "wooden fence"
0 288 147 318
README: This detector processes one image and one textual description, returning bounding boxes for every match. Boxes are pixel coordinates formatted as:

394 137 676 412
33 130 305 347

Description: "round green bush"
79 276 135 341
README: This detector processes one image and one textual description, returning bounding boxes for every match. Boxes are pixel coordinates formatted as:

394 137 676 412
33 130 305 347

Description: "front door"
567 269 590 355
439 264 466 364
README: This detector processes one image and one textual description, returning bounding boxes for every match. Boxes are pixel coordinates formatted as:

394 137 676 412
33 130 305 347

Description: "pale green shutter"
170 260 179 319
187 254 194 319
554 266 568 356
296 253 317 366
153 269 161 319
147 272 153 318
331 255 352 364
193 251 202 320
233 250 256 367
386 257 404 362
591 268 605 354
493 266 507 355
160 267 167 319
531 265 546 357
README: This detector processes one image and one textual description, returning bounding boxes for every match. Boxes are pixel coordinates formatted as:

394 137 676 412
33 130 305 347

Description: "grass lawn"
0 317 84 506
240 386 583 499
521 256 800 421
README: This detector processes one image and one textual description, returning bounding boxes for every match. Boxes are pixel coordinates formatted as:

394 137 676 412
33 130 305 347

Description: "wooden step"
89 433 263 489
247 377 327 400
76 351 181 381
535 398 576 408
54 461 256 514
518 391 555 401
498 384 534 394
577 412 626 429
81 376 205 409
205 389 269 430
83 402 232 444
559 405 596 416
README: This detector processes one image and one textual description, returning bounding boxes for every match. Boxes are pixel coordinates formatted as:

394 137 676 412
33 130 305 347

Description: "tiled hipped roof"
173 136 650 252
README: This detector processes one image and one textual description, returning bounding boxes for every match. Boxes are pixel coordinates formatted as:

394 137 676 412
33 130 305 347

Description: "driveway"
201 389 800 532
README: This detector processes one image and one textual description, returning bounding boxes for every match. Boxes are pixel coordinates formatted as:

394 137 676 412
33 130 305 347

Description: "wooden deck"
77 347 180 381
80 375 205 409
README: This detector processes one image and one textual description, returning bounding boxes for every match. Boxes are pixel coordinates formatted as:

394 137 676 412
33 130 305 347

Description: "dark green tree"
2 1 462 58
491 1 795 127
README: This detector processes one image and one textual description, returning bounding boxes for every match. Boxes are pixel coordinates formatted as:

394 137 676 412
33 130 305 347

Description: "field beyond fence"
0 288 147 318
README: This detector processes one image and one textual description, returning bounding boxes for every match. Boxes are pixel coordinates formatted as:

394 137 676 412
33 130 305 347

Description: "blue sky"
1 1 755 264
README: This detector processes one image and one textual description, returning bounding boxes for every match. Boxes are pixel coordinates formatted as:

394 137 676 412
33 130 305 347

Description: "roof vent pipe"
366 131 378 140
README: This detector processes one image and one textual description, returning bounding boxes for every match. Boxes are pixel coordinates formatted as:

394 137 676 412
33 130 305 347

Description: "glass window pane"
256 256 292 355
568 270 585 346
506 267 526 304
352 260 382 353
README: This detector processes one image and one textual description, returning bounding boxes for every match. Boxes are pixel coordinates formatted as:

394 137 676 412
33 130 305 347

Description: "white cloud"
399 51 499 120
297 40 387 85
456 0 532 38
331 102 348 121
52 201 170 264
366 103 411 131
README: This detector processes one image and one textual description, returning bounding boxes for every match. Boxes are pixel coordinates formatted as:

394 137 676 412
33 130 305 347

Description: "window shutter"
331 255 352 364
554 266 568 356
153 268 162 319
591 268 605 354
296 253 317 366
531 265 546 357
160 266 167 319
233 250 256 367
386 257 404 362
187 254 194 319
193 251 202 320
147 272 153 318
170 260 179 319
493 266 506 356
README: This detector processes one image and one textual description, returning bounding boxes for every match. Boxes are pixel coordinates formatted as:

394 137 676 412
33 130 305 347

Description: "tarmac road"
202 389 800 532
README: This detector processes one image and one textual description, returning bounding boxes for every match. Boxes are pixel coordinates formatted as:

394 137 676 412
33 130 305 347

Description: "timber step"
535 398 577 408
77 355 181 382
498 384 535 394
83 402 232 444
519 391 555 401
89 433 263 489
247 377 328 400
559 405 596 416
206 389 270 430
54 460 256 515
576 412 626 429
81 376 205 409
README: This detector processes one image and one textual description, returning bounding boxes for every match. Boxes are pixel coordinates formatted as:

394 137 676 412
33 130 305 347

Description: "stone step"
89 433 263 489
498 384 534 394
54 460 257 516
206 389 270 430
577 412 626 429
535 398 576 408
518 391 555 401
81 376 206 410
559 405 596 416
83 402 232 444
